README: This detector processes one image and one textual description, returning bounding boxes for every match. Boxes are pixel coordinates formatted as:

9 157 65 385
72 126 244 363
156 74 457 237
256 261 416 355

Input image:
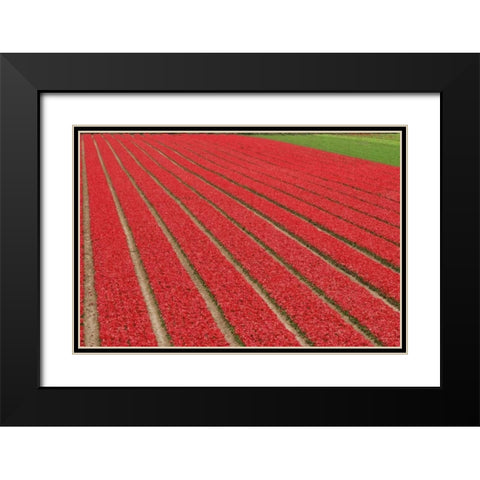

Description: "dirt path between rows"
81 136 101 347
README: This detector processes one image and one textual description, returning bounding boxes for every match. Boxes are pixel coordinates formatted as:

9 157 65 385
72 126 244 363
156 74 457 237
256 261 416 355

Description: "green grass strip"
248 133 401 166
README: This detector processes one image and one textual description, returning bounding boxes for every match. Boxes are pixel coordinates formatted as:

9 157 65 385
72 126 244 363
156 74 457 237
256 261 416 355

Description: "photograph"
1 51 478 432
77 127 405 351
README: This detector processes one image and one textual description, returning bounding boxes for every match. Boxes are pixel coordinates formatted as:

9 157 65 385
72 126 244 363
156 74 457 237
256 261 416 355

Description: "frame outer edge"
0 54 39 425
0 53 479 426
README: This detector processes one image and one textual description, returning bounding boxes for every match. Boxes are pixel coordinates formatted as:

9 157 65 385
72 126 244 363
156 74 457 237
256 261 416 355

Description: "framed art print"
0 54 478 425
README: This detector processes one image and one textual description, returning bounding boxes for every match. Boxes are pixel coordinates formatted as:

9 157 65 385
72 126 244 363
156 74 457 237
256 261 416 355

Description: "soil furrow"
80 136 101 347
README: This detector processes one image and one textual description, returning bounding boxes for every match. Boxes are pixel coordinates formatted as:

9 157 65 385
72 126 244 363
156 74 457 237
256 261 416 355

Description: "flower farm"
79 133 401 348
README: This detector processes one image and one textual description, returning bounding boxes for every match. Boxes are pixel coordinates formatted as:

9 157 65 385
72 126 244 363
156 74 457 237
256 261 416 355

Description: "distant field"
249 133 401 166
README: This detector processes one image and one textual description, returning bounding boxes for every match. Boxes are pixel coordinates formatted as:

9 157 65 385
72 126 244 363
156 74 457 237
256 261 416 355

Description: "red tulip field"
79 132 401 348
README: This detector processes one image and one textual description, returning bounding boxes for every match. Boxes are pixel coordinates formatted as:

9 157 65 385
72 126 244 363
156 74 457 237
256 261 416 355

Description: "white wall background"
1 2 479 479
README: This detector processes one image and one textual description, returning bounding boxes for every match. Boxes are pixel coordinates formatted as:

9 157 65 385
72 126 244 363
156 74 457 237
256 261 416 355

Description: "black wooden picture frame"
1 53 478 426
